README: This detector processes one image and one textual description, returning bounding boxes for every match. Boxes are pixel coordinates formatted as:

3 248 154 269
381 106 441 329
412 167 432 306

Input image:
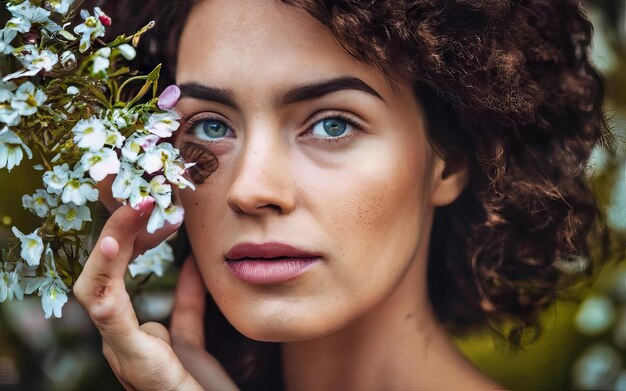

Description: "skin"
75 0 503 389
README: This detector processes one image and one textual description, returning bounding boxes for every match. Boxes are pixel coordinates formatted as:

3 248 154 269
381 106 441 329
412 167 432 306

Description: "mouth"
225 242 322 284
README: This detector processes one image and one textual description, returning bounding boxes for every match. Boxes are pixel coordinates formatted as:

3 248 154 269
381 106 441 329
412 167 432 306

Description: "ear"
430 154 471 207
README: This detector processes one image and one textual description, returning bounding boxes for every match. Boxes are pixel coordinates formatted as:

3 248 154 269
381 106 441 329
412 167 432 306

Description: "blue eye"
311 117 353 138
191 119 231 140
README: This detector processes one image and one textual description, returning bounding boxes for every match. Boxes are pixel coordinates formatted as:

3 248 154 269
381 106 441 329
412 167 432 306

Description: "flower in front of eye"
91 47 111 76
72 117 108 151
73 7 106 53
149 175 173 209
80 147 121 181
122 133 159 163
22 189 58 218
43 163 70 195
48 0 76 16
147 204 184 234
54 202 91 232
11 227 44 267
164 159 196 190
137 143 177 174
128 242 174 278
157 85 181 110
0 127 33 172
112 162 145 201
10 81 47 116
4 45 59 81
60 167 98 206
145 111 181 138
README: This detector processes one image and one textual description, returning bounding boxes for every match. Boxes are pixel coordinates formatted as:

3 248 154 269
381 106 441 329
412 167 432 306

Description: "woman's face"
175 0 464 341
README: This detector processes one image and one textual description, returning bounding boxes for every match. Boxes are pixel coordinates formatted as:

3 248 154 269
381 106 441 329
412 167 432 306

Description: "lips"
224 242 322 284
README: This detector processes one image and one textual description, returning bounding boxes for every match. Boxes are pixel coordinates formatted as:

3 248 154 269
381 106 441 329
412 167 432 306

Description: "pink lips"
225 242 321 284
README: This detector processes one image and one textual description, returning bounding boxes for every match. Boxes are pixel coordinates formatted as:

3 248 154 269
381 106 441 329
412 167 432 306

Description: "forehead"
176 0 393 99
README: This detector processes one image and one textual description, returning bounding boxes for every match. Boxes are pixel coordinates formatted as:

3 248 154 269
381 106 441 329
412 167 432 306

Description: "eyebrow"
178 76 386 108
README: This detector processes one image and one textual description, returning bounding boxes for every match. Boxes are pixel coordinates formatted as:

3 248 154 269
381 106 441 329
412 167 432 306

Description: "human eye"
307 112 364 143
185 114 234 142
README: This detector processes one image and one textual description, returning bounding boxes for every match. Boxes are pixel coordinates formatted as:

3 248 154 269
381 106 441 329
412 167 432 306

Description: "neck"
280 238 495 391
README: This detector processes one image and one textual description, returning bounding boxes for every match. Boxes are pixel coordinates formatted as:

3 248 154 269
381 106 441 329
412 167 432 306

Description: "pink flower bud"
99 14 112 26
158 85 181 110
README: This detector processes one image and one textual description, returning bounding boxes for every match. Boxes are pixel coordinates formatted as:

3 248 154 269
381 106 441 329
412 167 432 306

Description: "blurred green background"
1 1 625 390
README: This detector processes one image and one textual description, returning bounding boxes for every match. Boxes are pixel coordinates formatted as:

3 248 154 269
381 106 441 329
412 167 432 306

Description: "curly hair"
101 0 614 386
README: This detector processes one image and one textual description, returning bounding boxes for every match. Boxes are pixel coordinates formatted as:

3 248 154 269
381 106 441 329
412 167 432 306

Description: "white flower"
22 189 58 218
61 168 98 206
60 50 76 68
0 79 17 102
0 271 8 302
72 117 108 151
36 247 69 319
54 202 91 231
105 128 125 149
107 108 131 129
49 0 75 15
10 81 47 116
66 86 79 95
128 242 174 277
12 227 44 267
145 111 181 138
92 47 111 75
128 176 153 209
117 44 136 60
4 46 59 81
73 8 106 52
0 103 20 126
43 163 70 195
137 143 179 174
7 2 60 33
147 204 184 234
149 175 173 209
0 127 33 171
164 160 196 190
0 17 31 54
122 133 159 163
111 162 144 201
80 147 120 181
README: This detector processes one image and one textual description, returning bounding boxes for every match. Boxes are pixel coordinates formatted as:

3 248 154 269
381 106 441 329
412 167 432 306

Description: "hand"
170 255 239 390
73 202 237 390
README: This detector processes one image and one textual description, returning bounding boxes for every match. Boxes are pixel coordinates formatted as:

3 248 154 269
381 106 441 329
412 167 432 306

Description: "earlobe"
430 155 471 207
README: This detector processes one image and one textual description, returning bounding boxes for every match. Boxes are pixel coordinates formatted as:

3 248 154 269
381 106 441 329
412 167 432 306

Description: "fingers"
170 255 206 349
74 201 156 353
131 220 182 260
97 175 122 214
140 322 171 345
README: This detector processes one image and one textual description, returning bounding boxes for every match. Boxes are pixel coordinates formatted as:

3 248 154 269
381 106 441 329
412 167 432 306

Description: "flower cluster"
0 1 192 318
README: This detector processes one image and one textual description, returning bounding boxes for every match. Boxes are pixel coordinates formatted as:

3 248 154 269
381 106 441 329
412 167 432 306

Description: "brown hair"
102 0 615 387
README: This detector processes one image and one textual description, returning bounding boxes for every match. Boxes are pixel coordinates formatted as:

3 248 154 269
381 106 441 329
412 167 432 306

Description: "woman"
73 0 612 389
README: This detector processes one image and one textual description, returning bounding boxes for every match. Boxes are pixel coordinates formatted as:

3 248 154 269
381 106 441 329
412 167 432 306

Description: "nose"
226 129 296 216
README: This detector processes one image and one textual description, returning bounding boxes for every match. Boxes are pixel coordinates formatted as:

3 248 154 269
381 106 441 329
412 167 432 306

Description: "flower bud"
158 85 180 110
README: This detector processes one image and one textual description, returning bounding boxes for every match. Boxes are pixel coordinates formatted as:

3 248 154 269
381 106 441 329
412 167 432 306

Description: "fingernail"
100 236 119 260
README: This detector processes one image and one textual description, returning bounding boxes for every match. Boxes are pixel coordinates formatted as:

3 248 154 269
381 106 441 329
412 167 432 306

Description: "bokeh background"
1 1 625 390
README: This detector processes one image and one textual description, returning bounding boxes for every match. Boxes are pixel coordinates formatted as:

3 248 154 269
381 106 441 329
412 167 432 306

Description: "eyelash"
181 111 365 144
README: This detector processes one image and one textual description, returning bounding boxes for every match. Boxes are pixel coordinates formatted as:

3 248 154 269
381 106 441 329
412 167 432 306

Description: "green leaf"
58 30 76 41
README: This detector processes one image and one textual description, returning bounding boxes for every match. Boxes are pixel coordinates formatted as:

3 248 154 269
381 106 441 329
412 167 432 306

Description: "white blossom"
128 242 174 277
128 176 153 209
122 133 159 163
145 111 181 138
11 227 44 267
80 147 120 181
73 8 106 53
137 143 179 174
43 163 70 195
72 117 108 151
118 43 136 60
54 202 91 231
92 46 111 75
164 160 196 190
0 103 20 126
0 127 33 171
0 79 17 102
60 50 76 68
35 247 69 319
0 17 31 54
49 0 75 15
4 46 59 81
7 2 60 33
146 204 184 234
22 189 58 218
10 81 47 116
111 162 144 201
66 86 79 95
149 175 173 209
61 167 98 206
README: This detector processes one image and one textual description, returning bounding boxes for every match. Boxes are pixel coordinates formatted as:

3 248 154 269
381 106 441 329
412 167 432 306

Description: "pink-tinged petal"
158 85 181 110
148 124 173 138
